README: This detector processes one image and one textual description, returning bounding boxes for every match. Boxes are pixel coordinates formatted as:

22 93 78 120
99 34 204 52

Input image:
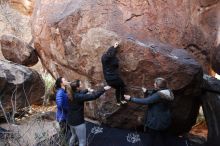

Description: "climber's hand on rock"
114 42 119 48
104 85 111 90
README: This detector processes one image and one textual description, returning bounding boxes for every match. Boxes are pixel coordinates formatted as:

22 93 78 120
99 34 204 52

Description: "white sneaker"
116 102 121 106
121 100 127 104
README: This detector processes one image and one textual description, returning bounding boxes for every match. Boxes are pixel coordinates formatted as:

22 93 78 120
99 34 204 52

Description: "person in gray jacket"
124 77 174 146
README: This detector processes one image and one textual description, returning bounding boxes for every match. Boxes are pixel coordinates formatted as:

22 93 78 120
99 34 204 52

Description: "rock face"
31 0 220 134
0 34 38 66
32 0 220 74
211 45 220 74
0 2 32 42
8 0 34 16
201 75 220 146
0 60 45 117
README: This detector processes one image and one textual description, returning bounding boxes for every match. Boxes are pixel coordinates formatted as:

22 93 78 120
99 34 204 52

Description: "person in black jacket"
124 77 174 146
67 80 111 146
101 42 127 106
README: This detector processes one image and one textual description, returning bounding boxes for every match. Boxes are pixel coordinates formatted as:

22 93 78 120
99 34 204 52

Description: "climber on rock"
101 41 127 106
124 77 174 146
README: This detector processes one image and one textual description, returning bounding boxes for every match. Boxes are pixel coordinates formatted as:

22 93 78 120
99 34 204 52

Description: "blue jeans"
69 123 86 146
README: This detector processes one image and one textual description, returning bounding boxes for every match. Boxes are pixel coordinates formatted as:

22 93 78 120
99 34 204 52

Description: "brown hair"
154 77 167 89
66 84 73 101
70 80 80 92
67 80 81 101
55 77 63 90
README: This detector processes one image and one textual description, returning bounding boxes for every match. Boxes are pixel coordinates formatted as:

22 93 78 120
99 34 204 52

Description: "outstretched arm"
105 42 119 57
124 93 160 105
105 46 117 58
75 86 111 102
74 89 104 102
79 89 89 94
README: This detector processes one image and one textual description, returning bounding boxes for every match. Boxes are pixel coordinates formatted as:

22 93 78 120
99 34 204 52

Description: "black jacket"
67 89 105 126
131 89 174 131
101 46 120 81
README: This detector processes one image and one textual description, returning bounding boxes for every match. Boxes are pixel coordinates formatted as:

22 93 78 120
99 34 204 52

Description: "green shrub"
42 73 55 105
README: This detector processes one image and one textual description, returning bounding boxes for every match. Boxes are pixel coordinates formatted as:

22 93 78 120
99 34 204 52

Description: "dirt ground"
0 104 208 145
0 105 57 146
190 121 208 138
31 105 209 137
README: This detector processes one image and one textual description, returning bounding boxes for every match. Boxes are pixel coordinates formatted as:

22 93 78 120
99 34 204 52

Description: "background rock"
8 0 34 16
0 2 44 72
0 34 38 66
0 2 32 43
0 60 45 117
201 75 220 146
0 0 45 73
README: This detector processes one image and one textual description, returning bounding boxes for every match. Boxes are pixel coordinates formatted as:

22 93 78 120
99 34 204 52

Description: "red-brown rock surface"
0 34 38 66
32 0 220 74
0 60 45 117
8 0 34 16
31 0 220 134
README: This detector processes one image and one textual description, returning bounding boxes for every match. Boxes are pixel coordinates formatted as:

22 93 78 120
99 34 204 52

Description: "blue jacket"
56 88 69 122
131 89 174 131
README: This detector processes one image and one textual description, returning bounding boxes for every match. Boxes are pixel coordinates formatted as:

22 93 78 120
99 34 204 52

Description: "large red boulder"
31 0 220 74
31 0 220 134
